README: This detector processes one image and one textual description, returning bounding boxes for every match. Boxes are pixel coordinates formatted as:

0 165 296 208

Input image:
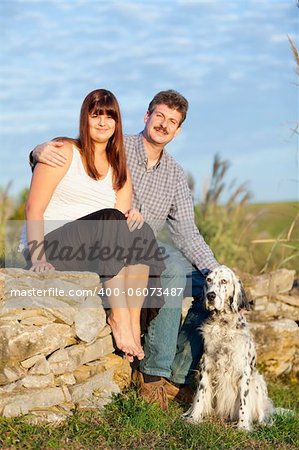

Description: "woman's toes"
137 350 144 360
125 353 134 363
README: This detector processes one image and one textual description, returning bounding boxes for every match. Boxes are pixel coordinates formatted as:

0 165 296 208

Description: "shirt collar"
136 132 165 169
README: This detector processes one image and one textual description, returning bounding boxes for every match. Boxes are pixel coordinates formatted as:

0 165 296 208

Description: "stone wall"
0 267 298 423
0 268 131 423
242 269 299 377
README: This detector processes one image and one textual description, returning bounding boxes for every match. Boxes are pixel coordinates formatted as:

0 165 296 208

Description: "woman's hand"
125 208 144 232
29 261 55 273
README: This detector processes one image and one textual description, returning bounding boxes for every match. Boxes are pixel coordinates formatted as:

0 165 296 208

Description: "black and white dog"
183 266 273 431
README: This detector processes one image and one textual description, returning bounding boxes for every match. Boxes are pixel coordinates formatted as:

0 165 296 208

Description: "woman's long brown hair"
72 89 127 190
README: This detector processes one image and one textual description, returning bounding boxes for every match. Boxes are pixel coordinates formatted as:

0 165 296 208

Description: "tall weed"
195 154 256 271
0 185 12 266
195 155 298 274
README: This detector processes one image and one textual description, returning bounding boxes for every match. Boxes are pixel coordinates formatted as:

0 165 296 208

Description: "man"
30 90 220 410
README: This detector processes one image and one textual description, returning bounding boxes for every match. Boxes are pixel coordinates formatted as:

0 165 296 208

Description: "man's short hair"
147 90 189 125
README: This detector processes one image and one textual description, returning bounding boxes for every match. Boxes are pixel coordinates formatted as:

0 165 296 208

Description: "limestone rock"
1 268 99 288
99 354 131 390
20 374 55 389
248 296 299 321
0 308 55 324
246 269 295 298
61 385 72 403
2 366 26 384
69 371 119 405
0 323 75 373
0 382 18 394
0 386 70 417
249 319 299 376
28 357 51 375
2 268 100 311
83 335 114 364
2 297 76 326
98 324 112 338
21 354 45 369
73 365 94 383
47 347 84 375
56 373 76 386
74 296 106 342
276 293 299 308
46 335 113 375
20 316 56 326
73 354 131 390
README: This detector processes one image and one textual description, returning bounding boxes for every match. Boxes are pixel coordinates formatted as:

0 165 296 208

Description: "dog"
183 265 273 431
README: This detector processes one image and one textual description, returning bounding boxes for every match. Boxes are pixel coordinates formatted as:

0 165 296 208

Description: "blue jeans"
139 243 210 385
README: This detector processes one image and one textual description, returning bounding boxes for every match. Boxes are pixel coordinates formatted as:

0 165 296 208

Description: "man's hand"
33 141 67 167
125 208 144 232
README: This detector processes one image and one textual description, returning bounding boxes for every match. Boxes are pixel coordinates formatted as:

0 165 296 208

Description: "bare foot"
131 319 144 360
107 311 141 358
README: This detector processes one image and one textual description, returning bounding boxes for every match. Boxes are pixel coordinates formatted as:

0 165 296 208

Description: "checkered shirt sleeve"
167 165 219 271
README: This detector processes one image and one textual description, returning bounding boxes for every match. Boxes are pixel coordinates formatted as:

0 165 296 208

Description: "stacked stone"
243 269 299 378
0 268 131 423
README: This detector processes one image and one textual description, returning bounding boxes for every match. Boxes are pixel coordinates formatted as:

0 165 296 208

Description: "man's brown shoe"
163 379 195 404
137 372 168 411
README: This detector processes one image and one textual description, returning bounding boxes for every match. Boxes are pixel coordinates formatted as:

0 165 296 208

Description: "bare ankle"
108 309 130 323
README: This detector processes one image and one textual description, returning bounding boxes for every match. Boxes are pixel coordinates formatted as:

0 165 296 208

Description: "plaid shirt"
124 133 219 271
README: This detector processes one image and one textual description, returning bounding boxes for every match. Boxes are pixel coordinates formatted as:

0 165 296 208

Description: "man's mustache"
154 126 168 134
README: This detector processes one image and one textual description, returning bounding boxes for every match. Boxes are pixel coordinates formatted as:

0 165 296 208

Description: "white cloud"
270 33 290 43
228 71 245 81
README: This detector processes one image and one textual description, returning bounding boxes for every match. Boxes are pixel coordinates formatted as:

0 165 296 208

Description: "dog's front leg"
182 357 212 424
237 369 253 432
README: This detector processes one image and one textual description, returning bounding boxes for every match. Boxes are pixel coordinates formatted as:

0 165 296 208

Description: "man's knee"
162 258 188 281
161 261 188 309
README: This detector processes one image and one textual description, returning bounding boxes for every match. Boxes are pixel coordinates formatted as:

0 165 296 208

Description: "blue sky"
0 0 298 203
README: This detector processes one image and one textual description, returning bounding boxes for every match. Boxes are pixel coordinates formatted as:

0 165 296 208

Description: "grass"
0 379 298 449
245 202 298 240
244 202 299 273
194 200 299 274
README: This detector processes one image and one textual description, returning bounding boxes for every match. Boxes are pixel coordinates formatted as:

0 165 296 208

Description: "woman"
25 89 164 362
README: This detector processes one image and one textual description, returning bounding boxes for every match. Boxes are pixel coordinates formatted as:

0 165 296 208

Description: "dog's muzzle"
205 291 217 310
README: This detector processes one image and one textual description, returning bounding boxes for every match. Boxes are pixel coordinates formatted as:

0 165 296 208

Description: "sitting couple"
28 88 220 410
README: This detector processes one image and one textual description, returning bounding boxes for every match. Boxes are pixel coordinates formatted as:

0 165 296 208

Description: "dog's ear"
238 282 252 311
231 274 251 312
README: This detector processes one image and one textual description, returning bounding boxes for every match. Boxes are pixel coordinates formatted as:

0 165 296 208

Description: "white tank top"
44 145 116 232
20 145 116 249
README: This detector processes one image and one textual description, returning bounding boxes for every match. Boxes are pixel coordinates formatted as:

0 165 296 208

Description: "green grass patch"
245 202 299 273
0 379 298 449
194 200 298 273
245 202 298 239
